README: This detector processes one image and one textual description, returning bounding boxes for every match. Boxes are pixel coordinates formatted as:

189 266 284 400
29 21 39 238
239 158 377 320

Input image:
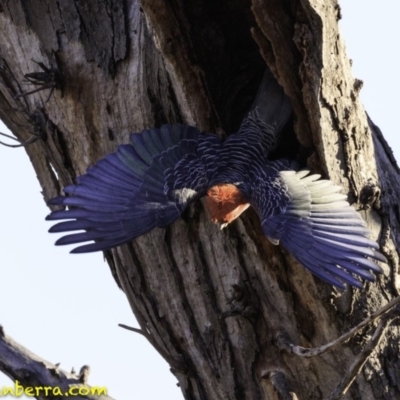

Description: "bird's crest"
205 184 250 225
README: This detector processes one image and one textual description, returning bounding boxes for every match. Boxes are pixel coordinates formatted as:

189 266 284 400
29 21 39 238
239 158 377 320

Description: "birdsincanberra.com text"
0 381 107 397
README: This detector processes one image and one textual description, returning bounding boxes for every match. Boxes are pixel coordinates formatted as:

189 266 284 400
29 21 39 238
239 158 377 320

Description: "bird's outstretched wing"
254 169 385 289
46 124 221 253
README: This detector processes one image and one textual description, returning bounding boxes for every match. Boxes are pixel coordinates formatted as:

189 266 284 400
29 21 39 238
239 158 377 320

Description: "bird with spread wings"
46 70 386 290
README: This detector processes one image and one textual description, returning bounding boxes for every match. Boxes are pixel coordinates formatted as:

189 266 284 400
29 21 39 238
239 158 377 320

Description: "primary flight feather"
46 70 385 289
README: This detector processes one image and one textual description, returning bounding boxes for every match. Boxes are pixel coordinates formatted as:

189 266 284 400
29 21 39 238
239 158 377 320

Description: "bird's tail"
238 68 292 152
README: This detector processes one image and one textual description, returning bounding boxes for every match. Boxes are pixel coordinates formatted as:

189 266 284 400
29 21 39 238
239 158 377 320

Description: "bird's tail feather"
250 69 292 131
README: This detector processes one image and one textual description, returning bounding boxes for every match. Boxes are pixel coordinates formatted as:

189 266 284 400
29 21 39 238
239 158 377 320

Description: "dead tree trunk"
1 1 400 399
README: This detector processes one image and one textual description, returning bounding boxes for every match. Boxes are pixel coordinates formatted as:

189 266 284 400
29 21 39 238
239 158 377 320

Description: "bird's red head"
205 184 250 228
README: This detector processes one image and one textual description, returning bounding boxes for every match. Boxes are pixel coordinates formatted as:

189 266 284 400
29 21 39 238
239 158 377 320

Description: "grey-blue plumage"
48 125 221 252
46 69 385 289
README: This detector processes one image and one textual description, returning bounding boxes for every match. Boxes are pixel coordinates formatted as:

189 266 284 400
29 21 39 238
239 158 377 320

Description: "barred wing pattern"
46 124 221 253
214 69 292 185
238 68 292 154
257 169 385 289
45 67 385 289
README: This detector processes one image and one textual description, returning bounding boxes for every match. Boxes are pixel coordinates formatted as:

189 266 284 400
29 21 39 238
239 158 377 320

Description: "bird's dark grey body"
47 69 385 289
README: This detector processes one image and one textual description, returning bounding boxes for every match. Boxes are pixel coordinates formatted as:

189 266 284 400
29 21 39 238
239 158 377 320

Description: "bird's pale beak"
220 222 228 230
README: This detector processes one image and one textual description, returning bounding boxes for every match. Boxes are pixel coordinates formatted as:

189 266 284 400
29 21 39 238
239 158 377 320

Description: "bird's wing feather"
46 124 221 253
236 68 292 156
253 169 385 289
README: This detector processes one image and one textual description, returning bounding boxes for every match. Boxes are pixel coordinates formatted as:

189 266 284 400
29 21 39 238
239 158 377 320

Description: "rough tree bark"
1 0 400 399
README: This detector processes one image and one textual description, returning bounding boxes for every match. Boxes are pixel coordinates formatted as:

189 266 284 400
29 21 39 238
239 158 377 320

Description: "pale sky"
0 2 399 399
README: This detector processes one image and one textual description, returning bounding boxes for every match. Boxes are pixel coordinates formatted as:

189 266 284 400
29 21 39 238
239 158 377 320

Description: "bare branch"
118 323 146 336
14 60 62 103
118 323 185 371
79 365 91 385
326 312 399 400
0 131 39 148
276 296 400 357
0 326 115 400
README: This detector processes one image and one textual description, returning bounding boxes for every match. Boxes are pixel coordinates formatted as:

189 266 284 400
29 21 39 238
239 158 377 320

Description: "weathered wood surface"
0 326 114 400
0 0 399 398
